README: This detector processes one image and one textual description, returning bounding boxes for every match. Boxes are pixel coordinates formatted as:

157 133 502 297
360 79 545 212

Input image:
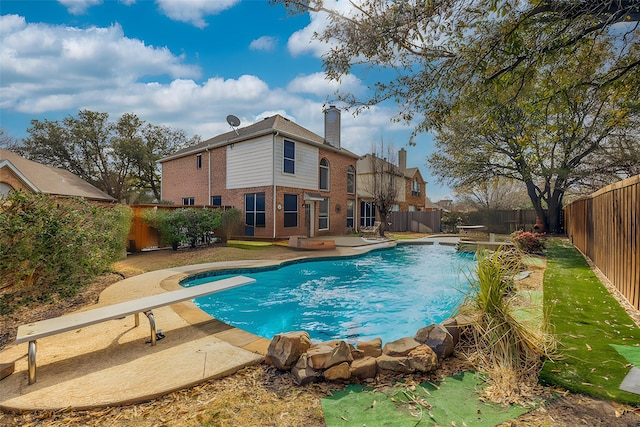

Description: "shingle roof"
161 114 358 162
0 149 115 202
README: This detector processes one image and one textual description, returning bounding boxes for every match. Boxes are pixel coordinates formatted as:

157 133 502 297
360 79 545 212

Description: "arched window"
346 165 355 194
319 158 330 191
0 182 14 198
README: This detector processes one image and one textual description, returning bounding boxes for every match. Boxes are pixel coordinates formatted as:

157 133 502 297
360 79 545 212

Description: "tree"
359 141 401 236
276 0 639 129
454 178 532 211
429 36 640 233
20 110 199 202
0 128 19 150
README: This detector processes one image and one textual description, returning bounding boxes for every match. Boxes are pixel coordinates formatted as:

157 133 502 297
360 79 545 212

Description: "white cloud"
287 0 357 58
58 0 103 15
249 36 278 52
1 19 200 113
155 0 240 28
287 72 364 97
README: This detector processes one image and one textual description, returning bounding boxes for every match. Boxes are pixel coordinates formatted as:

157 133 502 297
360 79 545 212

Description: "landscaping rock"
350 356 377 379
266 331 312 370
357 338 382 357
291 354 322 385
307 341 353 369
324 362 351 381
441 318 460 345
408 345 439 372
350 348 365 360
382 337 421 356
414 324 454 359
376 354 414 374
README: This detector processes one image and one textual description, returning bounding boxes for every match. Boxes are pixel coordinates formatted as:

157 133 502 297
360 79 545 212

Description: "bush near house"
0 191 132 315
142 207 242 250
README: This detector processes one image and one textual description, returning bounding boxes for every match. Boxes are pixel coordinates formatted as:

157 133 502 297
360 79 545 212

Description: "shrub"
0 191 131 314
456 248 555 404
217 208 242 242
511 230 545 253
142 207 224 250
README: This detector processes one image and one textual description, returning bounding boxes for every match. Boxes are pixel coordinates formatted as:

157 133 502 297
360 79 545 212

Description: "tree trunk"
546 189 564 234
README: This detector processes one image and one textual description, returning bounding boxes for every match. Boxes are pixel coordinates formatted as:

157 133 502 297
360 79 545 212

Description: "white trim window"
319 198 329 230
183 197 195 205
346 165 355 194
346 199 355 228
283 140 295 174
284 193 298 227
319 158 330 191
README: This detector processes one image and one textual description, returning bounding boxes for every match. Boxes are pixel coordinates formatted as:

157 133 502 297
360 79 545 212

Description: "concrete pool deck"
0 237 416 412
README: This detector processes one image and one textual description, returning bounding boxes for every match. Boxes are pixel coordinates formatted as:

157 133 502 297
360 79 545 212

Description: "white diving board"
15 275 255 385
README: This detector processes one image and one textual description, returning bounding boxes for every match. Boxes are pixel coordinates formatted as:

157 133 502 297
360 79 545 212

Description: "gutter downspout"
273 132 279 239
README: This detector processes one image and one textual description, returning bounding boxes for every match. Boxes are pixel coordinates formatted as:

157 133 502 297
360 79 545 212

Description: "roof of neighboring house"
161 114 359 162
0 149 116 202
424 198 447 210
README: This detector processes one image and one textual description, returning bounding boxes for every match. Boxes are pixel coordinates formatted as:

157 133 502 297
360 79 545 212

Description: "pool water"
184 244 476 344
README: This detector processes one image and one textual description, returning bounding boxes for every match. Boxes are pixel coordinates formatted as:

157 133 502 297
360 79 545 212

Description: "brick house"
160 107 360 239
0 149 115 202
356 148 428 226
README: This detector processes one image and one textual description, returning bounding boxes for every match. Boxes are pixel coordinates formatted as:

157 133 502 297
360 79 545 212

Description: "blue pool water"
183 244 476 344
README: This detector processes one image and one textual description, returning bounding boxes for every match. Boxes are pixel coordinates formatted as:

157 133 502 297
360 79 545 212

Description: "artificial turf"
540 239 640 404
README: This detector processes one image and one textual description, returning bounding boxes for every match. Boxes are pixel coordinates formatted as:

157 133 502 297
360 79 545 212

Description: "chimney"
324 105 341 148
398 148 407 173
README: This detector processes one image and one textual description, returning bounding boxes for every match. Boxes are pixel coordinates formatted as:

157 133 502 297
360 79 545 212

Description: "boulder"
382 337 421 357
266 331 312 370
350 356 377 379
376 354 415 374
324 362 351 381
408 345 439 372
291 353 322 385
357 338 382 358
307 341 353 370
441 318 460 345
414 324 454 359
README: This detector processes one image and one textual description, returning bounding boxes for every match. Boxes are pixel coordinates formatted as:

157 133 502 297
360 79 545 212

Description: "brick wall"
0 168 28 192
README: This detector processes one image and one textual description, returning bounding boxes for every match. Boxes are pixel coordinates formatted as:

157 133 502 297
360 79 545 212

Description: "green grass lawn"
540 239 640 404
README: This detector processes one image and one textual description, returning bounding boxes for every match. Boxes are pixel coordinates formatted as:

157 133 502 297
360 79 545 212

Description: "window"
245 193 266 229
346 166 355 194
283 140 295 174
360 201 376 227
319 198 329 230
196 154 202 169
346 199 355 228
412 178 420 197
211 195 222 206
283 194 298 227
319 158 330 191
183 197 195 205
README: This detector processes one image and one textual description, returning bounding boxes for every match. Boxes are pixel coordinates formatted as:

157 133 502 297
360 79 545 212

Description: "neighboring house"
0 149 115 202
356 148 428 226
160 107 360 239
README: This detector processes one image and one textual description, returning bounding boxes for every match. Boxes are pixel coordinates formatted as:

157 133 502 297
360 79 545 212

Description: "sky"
0 0 453 201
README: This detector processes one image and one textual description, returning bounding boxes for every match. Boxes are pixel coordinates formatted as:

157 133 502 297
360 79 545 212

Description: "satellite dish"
226 114 240 136
226 114 241 127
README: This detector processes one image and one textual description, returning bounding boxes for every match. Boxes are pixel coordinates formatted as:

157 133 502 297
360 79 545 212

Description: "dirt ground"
2 243 640 426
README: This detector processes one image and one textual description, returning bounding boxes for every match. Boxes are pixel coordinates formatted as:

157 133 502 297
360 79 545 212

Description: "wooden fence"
564 175 640 310
387 211 441 233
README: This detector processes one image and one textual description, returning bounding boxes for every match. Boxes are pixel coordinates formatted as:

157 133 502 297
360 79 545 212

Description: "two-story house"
356 148 428 226
160 107 359 239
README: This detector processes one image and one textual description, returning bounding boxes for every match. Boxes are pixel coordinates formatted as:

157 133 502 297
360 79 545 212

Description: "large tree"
20 110 199 202
277 0 640 232
430 36 639 233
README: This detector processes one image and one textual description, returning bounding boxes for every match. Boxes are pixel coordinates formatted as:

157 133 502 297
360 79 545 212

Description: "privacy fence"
387 211 441 233
564 175 640 310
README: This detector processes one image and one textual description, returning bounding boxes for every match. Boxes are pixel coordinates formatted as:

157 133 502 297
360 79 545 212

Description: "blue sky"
0 0 452 201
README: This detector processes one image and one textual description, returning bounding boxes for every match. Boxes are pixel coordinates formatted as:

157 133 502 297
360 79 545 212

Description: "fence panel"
564 175 640 310
387 211 441 233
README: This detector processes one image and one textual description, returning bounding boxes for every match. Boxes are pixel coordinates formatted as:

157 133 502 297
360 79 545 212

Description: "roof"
0 149 116 202
161 114 359 162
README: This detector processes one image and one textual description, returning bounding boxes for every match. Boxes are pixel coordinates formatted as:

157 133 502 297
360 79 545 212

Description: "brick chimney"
398 148 407 173
324 105 341 148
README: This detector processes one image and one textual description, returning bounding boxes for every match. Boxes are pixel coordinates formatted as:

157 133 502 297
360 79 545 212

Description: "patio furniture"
14 275 255 385
361 221 381 239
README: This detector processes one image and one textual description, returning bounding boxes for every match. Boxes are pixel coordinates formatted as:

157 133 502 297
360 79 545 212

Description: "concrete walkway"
0 238 404 411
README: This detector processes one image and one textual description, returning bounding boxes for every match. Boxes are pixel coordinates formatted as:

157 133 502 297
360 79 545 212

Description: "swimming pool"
183 244 476 344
